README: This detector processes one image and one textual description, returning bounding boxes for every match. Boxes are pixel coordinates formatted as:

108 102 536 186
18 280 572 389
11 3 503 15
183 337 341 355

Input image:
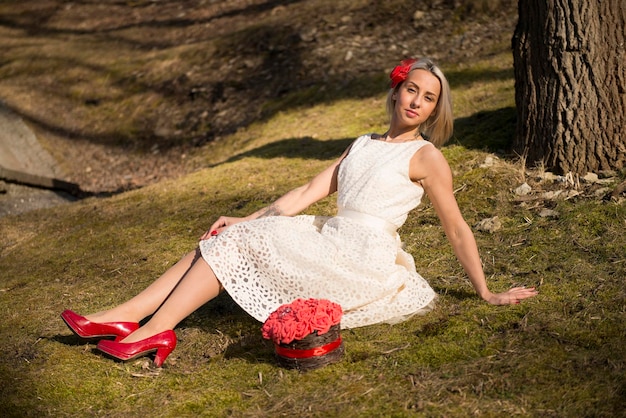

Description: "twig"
381 343 410 355
361 388 375 396
453 184 467 194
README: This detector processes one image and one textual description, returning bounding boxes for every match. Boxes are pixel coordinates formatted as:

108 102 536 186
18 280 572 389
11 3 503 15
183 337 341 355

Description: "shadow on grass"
0 0 517 152
431 286 476 301
48 333 105 347
445 67 514 89
451 106 517 152
215 136 354 166
213 106 517 166
0 0 307 49
182 293 279 365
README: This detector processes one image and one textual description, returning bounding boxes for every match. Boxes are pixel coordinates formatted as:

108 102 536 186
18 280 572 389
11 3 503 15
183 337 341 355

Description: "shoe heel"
154 346 174 367
96 329 176 366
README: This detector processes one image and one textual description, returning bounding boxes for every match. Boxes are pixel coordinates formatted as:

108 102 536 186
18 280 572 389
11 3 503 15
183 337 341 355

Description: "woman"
61 58 538 367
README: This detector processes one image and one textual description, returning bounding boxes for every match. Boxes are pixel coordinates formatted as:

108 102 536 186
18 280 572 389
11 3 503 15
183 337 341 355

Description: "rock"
413 10 426 21
537 172 559 182
582 172 599 183
538 208 559 218
479 155 497 168
542 189 580 200
300 28 317 42
541 190 562 200
514 182 532 196
412 10 427 30
475 216 502 233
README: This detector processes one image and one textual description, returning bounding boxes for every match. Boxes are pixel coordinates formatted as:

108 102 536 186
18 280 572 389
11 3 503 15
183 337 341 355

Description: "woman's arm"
201 144 352 239
412 146 538 305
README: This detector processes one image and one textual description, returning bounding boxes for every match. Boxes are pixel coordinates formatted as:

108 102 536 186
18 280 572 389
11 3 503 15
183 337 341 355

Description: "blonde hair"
385 58 453 147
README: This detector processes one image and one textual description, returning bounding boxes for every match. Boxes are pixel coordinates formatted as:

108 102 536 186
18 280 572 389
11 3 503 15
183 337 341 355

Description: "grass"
1 20 626 418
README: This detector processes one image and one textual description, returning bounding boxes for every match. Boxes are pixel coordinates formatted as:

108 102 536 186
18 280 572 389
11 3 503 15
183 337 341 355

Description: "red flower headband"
389 58 418 89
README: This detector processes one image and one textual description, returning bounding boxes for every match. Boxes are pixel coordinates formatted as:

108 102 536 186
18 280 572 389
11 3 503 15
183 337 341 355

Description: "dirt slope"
0 0 518 194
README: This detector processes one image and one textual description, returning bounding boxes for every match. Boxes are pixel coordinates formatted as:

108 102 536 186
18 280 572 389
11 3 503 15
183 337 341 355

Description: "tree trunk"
512 0 626 174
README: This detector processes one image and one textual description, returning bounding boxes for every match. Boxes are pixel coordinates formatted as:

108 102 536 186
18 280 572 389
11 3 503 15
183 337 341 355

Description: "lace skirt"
199 214 436 328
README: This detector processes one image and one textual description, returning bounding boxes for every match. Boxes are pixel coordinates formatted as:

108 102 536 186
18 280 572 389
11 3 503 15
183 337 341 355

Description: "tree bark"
512 0 626 174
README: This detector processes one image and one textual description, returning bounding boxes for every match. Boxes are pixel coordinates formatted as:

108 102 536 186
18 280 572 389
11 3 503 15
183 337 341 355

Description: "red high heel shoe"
96 330 177 367
61 309 139 340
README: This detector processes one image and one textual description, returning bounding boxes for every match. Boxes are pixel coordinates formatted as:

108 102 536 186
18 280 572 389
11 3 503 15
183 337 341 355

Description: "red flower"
261 298 343 345
389 58 418 89
295 319 311 341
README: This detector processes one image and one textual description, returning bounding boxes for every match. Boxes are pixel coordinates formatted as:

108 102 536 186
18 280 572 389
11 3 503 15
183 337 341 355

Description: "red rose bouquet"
261 298 343 345
262 298 344 370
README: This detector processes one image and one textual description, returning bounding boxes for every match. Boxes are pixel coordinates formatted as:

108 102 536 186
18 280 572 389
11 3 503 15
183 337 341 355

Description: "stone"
475 216 502 233
514 182 532 196
582 172 599 183
479 155 497 168
538 208 559 218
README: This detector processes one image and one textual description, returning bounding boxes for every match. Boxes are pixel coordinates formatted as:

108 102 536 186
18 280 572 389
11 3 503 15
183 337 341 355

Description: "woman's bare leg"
119 254 222 343
85 249 202 324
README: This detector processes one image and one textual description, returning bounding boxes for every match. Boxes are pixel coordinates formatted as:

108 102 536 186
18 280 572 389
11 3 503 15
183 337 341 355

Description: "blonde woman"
62 58 537 366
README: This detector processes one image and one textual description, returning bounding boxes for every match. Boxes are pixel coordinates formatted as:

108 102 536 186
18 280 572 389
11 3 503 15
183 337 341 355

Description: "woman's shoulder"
414 140 444 160
355 133 376 141
411 142 451 179
348 133 375 150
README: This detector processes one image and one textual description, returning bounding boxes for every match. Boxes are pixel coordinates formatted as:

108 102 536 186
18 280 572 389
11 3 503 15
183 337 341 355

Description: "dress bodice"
337 134 432 228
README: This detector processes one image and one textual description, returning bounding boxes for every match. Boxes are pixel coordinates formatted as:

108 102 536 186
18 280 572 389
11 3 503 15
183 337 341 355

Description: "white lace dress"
199 134 437 328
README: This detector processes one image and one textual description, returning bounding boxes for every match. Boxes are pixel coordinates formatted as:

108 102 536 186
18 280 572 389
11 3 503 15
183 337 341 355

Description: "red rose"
328 303 343 325
295 319 312 341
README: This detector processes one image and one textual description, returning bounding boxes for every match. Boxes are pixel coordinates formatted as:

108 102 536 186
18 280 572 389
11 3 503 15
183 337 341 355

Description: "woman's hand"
484 286 539 305
199 216 246 241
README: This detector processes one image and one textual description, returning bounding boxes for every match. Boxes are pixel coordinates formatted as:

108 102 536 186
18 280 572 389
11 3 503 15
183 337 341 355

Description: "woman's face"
393 69 441 129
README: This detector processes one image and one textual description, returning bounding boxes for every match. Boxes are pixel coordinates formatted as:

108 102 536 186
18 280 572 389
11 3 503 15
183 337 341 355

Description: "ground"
0 0 519 197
